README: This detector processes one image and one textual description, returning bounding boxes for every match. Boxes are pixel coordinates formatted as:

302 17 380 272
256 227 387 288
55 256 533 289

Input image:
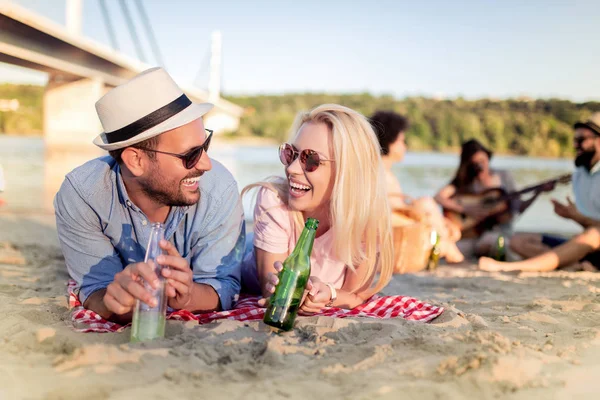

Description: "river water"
0 135 580 235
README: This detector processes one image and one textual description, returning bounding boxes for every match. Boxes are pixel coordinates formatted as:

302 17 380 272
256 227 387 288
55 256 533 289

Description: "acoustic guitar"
443 174 572 238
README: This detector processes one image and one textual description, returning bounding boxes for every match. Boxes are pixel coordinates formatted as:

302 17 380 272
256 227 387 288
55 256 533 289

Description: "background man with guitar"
480 113 600 272
435 139 556 258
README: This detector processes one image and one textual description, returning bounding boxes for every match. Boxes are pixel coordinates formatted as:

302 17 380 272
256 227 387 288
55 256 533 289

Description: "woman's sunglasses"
142 129 213 169
278 143 333 172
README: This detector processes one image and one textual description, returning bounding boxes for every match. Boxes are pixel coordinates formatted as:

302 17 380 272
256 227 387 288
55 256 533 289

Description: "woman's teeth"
290 182 311 191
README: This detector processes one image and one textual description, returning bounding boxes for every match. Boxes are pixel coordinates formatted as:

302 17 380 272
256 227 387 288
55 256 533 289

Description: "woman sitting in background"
370 110 464 263
241 104 394 312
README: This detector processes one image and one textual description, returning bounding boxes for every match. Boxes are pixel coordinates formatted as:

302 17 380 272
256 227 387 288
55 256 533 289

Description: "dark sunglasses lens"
301 151 320 172
184 147 203 169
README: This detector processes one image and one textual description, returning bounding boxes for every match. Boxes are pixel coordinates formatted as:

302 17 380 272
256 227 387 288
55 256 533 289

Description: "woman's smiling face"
285 121 335 214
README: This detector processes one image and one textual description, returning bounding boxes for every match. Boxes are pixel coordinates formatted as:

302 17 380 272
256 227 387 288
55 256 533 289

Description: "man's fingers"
162 268 191 284
165 283 177 298
166 279 190 295
106 282 136 308
103 292 131 315
156 255 189 271
273 261 283 272
115 274 157 307
131 262 160 289
159 239 181 257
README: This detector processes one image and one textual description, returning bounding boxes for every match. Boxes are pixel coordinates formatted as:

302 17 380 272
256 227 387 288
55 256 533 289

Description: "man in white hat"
54 68 245 321
481 113 600 272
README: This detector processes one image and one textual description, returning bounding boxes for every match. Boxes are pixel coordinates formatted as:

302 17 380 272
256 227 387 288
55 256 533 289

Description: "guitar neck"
503 174 571 200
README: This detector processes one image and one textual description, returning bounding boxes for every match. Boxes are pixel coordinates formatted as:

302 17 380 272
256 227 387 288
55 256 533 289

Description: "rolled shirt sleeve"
190 180 245 310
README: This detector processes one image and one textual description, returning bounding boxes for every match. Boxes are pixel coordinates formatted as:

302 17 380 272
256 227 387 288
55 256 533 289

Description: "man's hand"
158 239 194 310
103 262 161 316
551 196 580 221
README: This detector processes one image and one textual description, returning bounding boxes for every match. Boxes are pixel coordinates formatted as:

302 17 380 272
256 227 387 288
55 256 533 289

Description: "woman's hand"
257 261 282 307
299 276 332 315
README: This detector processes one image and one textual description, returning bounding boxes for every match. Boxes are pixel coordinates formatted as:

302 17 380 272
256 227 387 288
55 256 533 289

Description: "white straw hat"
93 67 213 151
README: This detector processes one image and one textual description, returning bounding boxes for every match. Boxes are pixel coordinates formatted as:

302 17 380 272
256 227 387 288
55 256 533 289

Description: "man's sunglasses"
574 136 596 147
141 129 213 169
278 143 334 172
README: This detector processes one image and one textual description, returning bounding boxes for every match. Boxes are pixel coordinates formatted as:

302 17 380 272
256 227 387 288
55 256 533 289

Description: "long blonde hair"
242 104 393 297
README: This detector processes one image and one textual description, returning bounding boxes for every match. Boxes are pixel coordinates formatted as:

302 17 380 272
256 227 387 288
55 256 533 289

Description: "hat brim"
574 121 600 136
93 102 214 151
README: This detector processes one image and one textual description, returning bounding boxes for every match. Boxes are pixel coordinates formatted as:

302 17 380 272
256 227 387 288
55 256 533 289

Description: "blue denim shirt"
54 156 245 310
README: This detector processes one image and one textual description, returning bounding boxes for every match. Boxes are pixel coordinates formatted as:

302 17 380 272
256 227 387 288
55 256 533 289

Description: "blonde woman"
241 104 394 312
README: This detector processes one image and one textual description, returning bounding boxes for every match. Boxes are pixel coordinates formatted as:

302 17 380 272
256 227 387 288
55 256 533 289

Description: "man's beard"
575 148 597 170
139 167 202 207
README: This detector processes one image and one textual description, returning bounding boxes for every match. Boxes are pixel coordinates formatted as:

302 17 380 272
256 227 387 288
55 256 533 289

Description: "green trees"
226 93 600 157
0 84 43 135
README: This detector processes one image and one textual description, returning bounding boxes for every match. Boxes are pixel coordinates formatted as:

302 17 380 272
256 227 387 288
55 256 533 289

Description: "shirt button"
142 219 147 226
126 200 132 207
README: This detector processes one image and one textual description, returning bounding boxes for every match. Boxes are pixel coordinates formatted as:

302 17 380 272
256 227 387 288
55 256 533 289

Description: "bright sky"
3 0 600 101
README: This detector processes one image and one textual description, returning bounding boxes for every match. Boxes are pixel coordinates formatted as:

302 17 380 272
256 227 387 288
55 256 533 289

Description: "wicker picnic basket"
392 211 434 274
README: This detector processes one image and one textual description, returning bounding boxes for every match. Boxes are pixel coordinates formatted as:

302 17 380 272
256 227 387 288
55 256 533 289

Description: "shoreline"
0 133 573 160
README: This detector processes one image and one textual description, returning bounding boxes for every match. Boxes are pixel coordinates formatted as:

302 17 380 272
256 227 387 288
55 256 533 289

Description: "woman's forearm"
330 289 368 309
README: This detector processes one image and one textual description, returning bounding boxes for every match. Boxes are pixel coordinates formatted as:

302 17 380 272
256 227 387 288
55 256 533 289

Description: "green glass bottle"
427 230 441 271
494 234 507 261
263 218 319 331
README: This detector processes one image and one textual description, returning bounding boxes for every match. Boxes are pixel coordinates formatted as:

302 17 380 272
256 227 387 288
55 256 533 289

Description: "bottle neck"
292 225 317 258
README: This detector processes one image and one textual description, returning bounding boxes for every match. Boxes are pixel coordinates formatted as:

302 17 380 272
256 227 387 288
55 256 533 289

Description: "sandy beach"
0 213 598 400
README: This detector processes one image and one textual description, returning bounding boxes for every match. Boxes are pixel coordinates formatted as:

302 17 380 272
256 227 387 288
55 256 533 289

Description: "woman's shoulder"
256 185 287 209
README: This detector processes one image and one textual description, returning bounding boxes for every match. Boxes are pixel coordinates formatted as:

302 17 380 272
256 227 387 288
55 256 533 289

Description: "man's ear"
121 147 146 177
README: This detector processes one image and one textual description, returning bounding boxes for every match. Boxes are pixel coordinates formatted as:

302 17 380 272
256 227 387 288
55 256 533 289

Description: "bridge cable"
134 0 166 68
98 0 119 51
118 0 147 62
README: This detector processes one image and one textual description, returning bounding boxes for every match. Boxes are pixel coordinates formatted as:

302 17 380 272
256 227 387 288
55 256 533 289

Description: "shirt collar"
114 163 140 211
590 161 600 175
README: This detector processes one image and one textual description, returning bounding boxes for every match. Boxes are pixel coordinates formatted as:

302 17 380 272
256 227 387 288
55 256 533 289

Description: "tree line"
226 93 600 157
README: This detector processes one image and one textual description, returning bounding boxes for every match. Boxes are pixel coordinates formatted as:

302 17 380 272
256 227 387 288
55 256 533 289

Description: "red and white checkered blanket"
67 280 444 333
